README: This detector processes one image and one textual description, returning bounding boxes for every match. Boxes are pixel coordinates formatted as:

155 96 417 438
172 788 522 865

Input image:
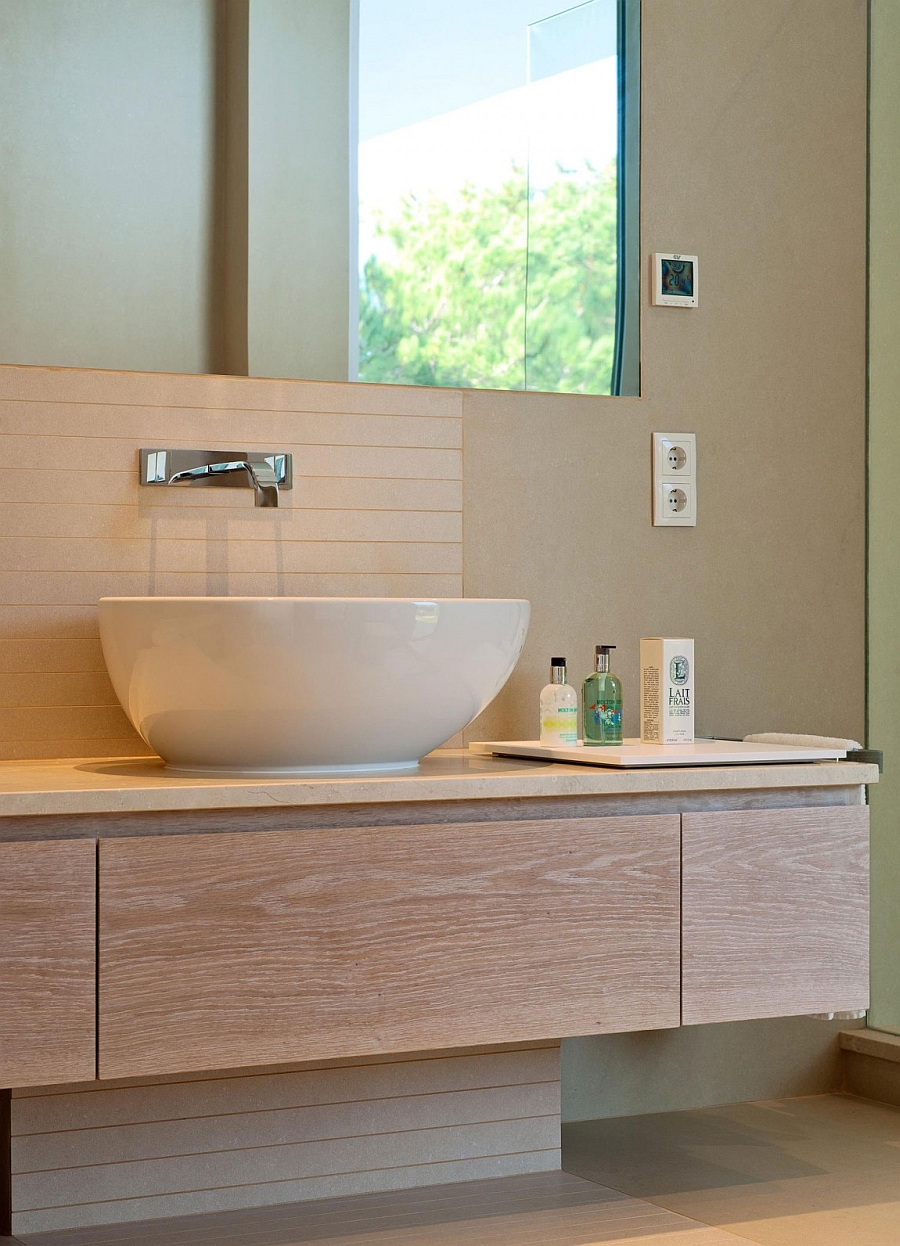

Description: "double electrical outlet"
652 432 696 527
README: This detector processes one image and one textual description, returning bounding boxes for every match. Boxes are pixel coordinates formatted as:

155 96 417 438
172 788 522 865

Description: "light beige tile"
563 1094 900 1246
0 365 464 417
0 737 152 761
11 1171 747 1243
0 671 117 708
292 478 462 513
0 607 100 640
0 404 462 448
0 706 135 743
0 471 462 510
0 639 107 674
0 570 463 606
0 505 462 544
0 538 462 577
0 436 462 480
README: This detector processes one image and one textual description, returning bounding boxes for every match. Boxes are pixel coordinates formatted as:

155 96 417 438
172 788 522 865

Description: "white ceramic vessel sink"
99 597 530 776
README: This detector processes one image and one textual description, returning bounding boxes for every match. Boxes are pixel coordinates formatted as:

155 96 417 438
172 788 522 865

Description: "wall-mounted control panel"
652 254 699 307
652 433 697 527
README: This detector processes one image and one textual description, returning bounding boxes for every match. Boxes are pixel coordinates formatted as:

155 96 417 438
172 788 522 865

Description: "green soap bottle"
582 645 623 746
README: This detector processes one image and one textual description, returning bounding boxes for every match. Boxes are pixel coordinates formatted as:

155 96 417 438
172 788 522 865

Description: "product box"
640 637 694 744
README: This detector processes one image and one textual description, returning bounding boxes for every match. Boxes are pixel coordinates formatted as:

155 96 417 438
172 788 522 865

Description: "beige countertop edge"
0 753 878 818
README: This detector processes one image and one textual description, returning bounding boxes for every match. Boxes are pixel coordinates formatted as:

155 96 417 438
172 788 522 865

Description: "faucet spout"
166 458 281 507
237 460 279 508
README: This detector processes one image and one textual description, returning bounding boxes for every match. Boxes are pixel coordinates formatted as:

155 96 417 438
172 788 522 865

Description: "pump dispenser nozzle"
594 645 616 673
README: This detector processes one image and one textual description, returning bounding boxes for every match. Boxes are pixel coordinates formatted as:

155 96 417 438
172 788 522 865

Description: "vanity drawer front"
682 807 869 1025
98 816 680 1079
0 840 96 1088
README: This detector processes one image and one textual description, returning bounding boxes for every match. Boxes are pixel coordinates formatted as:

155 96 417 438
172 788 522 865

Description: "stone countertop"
0 749 878 818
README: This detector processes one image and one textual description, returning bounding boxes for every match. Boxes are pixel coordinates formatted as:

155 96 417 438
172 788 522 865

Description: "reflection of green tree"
358 164 617 395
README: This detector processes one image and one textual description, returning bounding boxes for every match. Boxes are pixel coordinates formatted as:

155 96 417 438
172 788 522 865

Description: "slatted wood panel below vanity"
0 365 462 760
98 816 682 1079
10 1046 561 1235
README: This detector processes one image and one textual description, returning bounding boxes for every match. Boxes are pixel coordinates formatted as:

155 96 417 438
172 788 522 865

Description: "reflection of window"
356 0 640 396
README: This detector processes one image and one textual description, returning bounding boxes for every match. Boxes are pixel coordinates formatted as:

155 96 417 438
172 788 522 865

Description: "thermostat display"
652 253 699 307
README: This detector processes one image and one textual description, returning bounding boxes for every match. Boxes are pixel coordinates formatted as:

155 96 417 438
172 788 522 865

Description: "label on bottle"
587 699 623 737
540 704 577 746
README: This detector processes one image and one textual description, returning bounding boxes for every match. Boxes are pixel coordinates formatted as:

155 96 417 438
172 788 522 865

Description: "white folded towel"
744 732 861 751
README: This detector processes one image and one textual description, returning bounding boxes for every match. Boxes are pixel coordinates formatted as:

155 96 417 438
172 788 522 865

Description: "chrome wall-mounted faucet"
140 450 293 508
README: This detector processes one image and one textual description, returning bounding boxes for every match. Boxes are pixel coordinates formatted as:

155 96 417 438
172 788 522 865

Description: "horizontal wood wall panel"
0 572 462 607
13 1078 557 1168
0 639 108 674
682 806 870 1024
0 839 96 1088
0 739 152 761
11 1046 559 1234
0 672 118 709
0 405 463 447
99 816 680 1080
14 1119 559 1211
0 365 462 759
0 472 463 510
0 506 462 543
12 1046 558 1131
0 365 464 416
0 538 462 576
0 439 461 480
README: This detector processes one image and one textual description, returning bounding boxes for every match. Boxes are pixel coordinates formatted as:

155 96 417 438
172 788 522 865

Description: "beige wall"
248 0 353 381
868 0 900 1036
0 0 216 374
465 0 866 748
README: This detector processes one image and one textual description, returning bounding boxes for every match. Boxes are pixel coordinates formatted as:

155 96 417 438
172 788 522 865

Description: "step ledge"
839 1027 900 1063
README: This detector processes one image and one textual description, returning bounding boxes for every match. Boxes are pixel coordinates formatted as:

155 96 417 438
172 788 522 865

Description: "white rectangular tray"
468 738 847 768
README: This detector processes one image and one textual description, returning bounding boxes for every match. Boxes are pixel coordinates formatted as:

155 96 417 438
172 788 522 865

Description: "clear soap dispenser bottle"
539 657 578 746
582 645 623 745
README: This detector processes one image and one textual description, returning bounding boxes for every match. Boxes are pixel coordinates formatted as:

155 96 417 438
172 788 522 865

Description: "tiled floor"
9 1172 745 1246
565 1092 900 1246
13 1093 900 1245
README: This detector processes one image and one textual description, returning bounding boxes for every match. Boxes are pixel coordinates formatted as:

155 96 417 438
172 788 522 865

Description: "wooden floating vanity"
0 751 875 1089
0 750 876 1234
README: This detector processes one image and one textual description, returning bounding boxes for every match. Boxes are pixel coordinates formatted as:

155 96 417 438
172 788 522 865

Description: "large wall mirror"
0 0 640 396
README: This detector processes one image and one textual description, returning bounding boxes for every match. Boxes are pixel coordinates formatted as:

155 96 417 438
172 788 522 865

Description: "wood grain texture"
98 817 680 1079
0 840 96 1088
682 807 869 1025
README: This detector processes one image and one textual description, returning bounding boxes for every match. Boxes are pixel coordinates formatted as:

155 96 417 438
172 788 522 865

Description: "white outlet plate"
653 432 695 479
655 478 696 525
653 432 697 526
